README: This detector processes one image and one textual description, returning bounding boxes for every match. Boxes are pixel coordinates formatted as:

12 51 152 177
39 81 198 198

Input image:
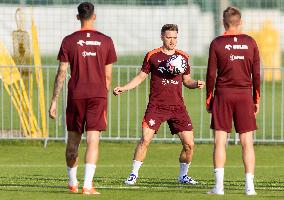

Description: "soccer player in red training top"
113 24 205 185
49 2 117 195
206 7 260 195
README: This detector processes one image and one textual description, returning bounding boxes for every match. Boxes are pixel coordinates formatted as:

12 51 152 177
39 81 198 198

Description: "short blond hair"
223 7 241 28
161 24 178 35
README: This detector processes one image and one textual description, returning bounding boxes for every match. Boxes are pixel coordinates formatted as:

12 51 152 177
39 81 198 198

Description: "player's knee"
183 141 194 151
140 136 152 146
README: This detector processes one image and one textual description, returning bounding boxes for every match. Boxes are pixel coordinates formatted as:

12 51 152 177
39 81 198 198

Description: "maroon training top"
141 48 190 107
58 29 117 99
206 33 260 109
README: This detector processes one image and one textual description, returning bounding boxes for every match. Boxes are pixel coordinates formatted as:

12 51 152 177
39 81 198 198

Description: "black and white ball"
166 54 187 75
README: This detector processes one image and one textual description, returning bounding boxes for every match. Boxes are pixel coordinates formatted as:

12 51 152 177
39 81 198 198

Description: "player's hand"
49 100 57 119
113 86 125 96
196 80 205 89
254 103 260 116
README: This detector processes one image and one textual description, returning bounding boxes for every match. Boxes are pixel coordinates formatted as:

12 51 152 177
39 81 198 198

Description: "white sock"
67 166 78 186
179 162 191 177
214 168 224 191
245 173 255 191
131 160 143 176
83 163 96 189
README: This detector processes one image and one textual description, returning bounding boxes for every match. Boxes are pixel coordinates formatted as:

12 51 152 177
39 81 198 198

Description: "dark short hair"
161 24 178 35
77 2 94 20
223 7 241 28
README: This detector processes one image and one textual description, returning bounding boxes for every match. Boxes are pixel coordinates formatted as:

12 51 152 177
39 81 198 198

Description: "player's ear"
92 13 96 21
222 19 228 30
160 34 164 42
76 14 80 20
238 20 243 32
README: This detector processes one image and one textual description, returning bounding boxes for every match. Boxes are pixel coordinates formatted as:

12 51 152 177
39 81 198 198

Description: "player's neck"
80 21 95 30
224 27 241 35
161 47 175 55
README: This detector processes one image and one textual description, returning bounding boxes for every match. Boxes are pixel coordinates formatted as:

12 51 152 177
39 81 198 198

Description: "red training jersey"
141 48 190 107
58 29 117 99
206 34 260 109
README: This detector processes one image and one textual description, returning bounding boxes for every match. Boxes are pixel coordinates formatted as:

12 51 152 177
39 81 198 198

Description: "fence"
0 0 284 144
0 65 283 144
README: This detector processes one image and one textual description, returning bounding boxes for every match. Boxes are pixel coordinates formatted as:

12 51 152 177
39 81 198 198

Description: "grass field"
0 142 283 200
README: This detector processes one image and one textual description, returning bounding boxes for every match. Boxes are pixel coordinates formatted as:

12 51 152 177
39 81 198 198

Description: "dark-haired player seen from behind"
206 7 260 195
113 24 205 185
49 2 117 195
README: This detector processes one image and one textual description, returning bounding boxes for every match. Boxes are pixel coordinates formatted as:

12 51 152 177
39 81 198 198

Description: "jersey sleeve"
141 53 151 74
206 40 217 110
57 37 69 62
183 56 190 75
105 38 117 65
251 39 261 104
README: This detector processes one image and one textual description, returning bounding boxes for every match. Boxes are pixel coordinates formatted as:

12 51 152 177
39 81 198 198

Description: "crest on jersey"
149 119 155 126
87 33 91 37
234 37 238 42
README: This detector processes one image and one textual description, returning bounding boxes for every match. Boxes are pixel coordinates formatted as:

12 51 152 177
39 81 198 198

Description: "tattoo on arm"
51 62 68 102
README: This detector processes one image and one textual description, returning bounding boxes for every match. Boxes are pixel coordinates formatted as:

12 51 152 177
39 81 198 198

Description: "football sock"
67 166 78 186
179 162 191 177
214 168 224 191
245 173 255 191
83 163 96 189
131 160 143 176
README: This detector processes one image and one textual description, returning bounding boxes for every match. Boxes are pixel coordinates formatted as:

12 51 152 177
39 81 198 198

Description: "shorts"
66 97 107 133
142 104 193 135
211 92 257 133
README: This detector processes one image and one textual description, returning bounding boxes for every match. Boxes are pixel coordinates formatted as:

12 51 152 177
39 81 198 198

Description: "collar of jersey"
78 28 96 31
223 31 242 36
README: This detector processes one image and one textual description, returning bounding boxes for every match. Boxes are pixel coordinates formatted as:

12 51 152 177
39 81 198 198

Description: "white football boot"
178 175 198 185
207 186 224 195
125 173 138 185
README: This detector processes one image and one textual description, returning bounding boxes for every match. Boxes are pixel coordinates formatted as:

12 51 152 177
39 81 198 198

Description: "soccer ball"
166 54 187 75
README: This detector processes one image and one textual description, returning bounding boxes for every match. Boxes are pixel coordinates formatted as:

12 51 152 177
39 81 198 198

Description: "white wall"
0 5 283 57
0 5 213 56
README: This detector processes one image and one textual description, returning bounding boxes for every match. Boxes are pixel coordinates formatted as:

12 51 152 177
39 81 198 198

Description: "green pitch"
0 142 283 200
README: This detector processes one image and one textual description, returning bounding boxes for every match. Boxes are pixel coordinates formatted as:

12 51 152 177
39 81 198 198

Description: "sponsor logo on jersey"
225 45 232 50
230 54 244 61
82 51 96 57
161 79 179 85
77 40 101 47
225 44 248 50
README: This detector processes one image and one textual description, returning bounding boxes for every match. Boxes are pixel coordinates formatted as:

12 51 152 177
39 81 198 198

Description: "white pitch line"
0 164 283 168
0 185 194 190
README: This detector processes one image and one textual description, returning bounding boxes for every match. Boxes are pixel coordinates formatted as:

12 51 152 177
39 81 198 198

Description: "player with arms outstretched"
113 24 205 185
206 7 260 195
